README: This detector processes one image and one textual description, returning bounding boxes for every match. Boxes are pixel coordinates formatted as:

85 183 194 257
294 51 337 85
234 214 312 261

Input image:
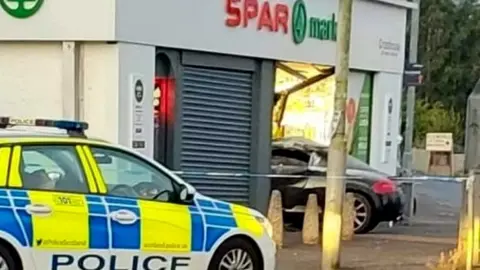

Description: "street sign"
426 132 453 152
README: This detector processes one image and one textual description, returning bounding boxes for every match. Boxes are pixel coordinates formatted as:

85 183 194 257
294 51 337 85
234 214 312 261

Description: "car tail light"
372 178 397 194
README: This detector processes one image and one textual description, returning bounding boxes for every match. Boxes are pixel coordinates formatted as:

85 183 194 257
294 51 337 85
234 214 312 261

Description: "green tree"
448 0 480 112
414 0 480 146
417 0 456 103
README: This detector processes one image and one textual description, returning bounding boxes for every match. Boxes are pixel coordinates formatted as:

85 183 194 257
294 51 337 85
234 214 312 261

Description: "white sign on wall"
381 95 394 163
426 133 453 152
130 74 147 156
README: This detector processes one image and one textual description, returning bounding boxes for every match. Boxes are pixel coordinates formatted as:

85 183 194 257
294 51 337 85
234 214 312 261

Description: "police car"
0 117 275 270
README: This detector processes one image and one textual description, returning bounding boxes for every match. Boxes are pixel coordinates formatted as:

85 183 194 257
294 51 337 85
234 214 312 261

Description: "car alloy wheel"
218 249 254 270
354 197 368 231
0 256 9 270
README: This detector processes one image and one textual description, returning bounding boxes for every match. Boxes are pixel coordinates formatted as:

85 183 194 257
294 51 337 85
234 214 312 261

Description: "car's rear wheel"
208 237 262 270
353 192 378 234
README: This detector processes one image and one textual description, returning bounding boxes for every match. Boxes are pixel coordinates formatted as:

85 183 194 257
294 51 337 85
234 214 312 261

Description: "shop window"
272 61 334 144
272 61 373 163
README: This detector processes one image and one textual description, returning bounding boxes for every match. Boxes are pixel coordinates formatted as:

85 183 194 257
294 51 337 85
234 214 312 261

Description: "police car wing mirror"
179 185 194 203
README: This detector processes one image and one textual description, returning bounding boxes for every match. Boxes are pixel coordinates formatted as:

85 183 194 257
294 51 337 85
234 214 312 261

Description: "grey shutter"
181 66 253 203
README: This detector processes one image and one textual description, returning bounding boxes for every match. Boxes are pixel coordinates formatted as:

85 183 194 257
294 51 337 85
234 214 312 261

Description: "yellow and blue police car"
0 117 275 270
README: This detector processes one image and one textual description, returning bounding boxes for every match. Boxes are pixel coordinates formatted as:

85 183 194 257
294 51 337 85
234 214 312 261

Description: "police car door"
86 146 196 270
8 144 106 269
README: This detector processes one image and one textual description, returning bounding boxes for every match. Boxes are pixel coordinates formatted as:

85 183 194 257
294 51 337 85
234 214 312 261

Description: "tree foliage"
413 98 463 147
414 0 480 146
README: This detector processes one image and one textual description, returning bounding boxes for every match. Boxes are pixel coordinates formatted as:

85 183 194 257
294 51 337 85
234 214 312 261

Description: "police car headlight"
255 216 273 238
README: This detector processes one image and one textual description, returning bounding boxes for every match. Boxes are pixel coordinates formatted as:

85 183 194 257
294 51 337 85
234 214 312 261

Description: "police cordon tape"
171 166 469 184
171 167 471 248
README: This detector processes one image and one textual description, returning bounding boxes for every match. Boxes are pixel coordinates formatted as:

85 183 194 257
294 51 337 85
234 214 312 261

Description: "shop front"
0 0 415 211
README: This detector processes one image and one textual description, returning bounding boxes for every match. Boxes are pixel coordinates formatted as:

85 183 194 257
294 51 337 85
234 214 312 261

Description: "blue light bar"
0 117 88 133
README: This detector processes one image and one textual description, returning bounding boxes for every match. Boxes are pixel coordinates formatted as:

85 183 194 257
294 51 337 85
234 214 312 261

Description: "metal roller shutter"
181 66 253 203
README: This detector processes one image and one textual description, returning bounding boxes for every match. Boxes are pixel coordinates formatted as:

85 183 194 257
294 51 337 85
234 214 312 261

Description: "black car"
270 137 405 234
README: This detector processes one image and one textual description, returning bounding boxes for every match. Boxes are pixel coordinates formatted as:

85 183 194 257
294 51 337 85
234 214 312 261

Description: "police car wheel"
208 238 261 270
0 245 17 270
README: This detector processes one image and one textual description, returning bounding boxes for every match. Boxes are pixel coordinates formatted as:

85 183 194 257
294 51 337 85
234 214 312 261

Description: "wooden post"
470 170 480 266
466 174 474 270
458 171 476 269
458 178 468 253
321 0 353 269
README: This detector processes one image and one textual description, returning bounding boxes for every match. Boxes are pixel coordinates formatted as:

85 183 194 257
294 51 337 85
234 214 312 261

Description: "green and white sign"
0 0 44 19
351 74 373 163
291 0 337 45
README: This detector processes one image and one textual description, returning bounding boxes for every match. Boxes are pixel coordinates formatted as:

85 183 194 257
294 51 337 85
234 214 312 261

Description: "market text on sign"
225 0 289 33
309 14 337 41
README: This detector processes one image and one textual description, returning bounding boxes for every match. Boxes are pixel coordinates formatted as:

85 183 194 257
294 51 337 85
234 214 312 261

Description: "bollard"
267 190 284 248
342 192 355 241
302 193 320 245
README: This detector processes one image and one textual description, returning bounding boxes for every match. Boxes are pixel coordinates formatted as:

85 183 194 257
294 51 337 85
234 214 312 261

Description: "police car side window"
90 147 175 201
20 145 88 193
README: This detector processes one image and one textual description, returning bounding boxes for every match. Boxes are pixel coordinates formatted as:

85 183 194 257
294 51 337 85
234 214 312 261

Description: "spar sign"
225 0 337 45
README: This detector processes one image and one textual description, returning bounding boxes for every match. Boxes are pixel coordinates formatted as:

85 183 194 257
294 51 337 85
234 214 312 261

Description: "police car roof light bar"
0 117 89 137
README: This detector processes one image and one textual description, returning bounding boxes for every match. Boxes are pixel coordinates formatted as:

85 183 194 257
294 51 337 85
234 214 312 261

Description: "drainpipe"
62 41 84 120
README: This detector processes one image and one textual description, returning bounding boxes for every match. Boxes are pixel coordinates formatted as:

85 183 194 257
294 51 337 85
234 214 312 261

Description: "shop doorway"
154 53 175 166
272 61 373 162
273 61 335 144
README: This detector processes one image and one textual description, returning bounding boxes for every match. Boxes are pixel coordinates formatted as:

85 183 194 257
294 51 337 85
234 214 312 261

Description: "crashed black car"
270 137 405 234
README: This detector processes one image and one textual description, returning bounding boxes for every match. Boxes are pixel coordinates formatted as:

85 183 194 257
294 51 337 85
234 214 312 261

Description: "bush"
413 99 463 148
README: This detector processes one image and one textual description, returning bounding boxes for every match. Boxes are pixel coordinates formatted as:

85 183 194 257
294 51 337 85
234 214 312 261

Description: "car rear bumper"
375 191 405 221
278 185 406 224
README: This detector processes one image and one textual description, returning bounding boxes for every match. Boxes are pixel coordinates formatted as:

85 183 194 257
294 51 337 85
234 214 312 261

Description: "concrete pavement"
276 231 454 270
275 176 462 269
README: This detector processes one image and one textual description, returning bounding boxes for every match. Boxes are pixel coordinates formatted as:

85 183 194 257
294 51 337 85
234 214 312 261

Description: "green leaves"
413 99 463 147
413 0 480 146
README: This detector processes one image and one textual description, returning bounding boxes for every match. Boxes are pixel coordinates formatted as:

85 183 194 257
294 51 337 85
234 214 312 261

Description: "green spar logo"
291 0 307 45
0 0 44 19
291 0 337 45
